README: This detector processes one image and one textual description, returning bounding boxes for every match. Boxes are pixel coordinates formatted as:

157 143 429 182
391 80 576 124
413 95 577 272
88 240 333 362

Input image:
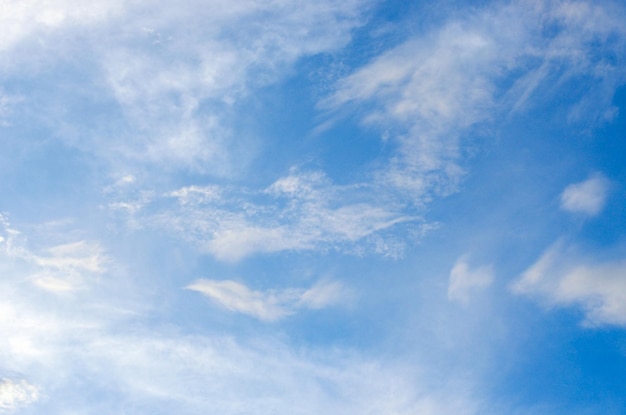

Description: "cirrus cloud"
186 279 348 321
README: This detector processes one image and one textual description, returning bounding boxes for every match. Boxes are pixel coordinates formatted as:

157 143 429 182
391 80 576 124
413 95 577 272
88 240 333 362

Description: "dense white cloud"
186 279 346 321
512 241 626 327
448 256 494 304
560 173 610 216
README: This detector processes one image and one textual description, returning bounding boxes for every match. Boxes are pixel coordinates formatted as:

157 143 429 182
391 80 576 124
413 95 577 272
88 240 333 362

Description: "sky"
1 0 626 413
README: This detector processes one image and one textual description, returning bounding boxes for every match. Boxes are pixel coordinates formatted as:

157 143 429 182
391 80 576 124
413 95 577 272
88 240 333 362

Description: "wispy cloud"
448 256 494 304
512 241 626 327
0 216 107 293
324 0 626 202
186 279 347 321
560 173 610 216
83 332 481 415
0 0 372 175
109 169 419 261
0 218 486 415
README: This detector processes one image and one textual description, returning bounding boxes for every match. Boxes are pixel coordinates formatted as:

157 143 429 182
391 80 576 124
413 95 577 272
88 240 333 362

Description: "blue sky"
1 0 626 413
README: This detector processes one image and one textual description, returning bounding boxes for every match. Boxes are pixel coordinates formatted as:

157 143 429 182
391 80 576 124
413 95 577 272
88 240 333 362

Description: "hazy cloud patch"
560 173 610 216
448 256 494 304
0 377 39 411
513 241 626 327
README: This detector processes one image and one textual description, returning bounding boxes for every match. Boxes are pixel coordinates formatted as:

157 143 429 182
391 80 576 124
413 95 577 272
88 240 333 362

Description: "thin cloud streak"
186 279 347 321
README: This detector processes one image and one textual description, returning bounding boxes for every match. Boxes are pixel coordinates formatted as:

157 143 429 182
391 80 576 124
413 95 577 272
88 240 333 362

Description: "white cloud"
324 0 626 202
0 215 107 293
512 241 626 327
0 0 125 53
0 279 482 415
201 202 409 262
298 280 346 309
560 173 610 216
204 226 313 262
0 217 484 414
0 277 483 415
81 331 481 415
118 170 418 261
0 378 39 411
167 185 222 205
0 0 371 175
186 278 347 321
95 0 625 263
186 279 295 321
448 256 494 304
33 241 106 274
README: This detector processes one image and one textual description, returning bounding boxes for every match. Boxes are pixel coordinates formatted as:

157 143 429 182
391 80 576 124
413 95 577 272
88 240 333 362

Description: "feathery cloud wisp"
186 279 347 321
324 0 626 203
114 170 417 262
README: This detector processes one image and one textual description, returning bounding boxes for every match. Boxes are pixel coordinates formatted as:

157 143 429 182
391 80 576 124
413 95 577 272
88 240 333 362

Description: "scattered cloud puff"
448 256 494 304
324 0 626 202
186 279 347 321
512 241 626 327
560 173 610 216
0 378 39 411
